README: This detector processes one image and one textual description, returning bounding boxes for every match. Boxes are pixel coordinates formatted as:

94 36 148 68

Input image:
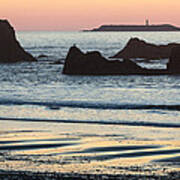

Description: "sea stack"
62 45 146 75
167 47 180 74
111 38 180 60
0 19 36 63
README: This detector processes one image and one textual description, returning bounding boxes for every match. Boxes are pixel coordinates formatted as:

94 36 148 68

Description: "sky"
0 0 180 31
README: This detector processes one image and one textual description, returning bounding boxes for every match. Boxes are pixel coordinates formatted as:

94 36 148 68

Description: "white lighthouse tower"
145 19 149 26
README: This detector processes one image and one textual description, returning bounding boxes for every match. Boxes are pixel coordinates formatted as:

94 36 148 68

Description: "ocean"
0 31 180 176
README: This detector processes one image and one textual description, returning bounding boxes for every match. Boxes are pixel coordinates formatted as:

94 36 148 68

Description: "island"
84 21 180 32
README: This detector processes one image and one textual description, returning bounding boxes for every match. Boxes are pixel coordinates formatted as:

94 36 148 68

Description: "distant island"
84 20 180 32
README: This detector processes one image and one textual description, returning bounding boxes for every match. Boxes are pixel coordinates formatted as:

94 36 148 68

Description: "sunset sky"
1 0 180 31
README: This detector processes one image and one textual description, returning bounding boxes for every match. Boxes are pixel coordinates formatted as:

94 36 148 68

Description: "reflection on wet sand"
0 120 180 178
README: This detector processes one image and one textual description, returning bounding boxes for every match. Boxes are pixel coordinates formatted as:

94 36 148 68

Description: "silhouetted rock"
37 54 48 58
0 19 36 63
51 59 64 65
111 38 180 60
167 47 180 74
62 46 160 75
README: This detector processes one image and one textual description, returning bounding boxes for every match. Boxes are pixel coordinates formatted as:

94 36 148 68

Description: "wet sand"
0 170 180 180
0 120 180 179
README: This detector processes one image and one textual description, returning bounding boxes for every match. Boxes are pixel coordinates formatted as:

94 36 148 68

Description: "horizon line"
16 24 180 32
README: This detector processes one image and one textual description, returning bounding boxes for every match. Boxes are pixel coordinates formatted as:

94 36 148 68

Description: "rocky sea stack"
167 47 180 74
0 19 36 63
111 38 180 60
62 46 159 75
63 45 180 75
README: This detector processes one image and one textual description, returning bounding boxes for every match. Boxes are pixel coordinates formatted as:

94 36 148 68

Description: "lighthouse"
145 19 149 26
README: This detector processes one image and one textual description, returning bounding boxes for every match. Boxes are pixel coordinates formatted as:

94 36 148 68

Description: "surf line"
0 117 180 128
0 100 180 111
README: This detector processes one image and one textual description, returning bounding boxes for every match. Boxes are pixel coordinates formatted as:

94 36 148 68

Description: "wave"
25 46 58 50
0 117 180 128
0 99 180 111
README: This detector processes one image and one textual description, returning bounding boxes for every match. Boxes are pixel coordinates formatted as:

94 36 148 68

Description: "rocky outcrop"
62 46 167 75
167 47 180 74
0 19 36 63
37 54 48 58
111 38 180 60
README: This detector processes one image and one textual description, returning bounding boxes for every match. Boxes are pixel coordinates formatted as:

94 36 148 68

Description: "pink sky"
1 0 180 31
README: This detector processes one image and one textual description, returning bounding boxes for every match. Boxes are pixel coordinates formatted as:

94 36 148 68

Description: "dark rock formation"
111 38 180 60
63 43 180 75
51 59 64 65
167 47 180 74
62 46 168 75
37 54 48 58
0 19 36 63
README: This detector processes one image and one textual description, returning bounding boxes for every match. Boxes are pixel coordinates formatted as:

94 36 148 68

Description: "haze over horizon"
1 0 180 31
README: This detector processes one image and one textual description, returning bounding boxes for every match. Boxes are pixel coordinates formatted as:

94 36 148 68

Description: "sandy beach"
0 120 180 179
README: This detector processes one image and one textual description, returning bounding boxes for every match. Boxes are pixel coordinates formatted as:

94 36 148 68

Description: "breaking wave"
0 117 180 128
0 99 180 111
